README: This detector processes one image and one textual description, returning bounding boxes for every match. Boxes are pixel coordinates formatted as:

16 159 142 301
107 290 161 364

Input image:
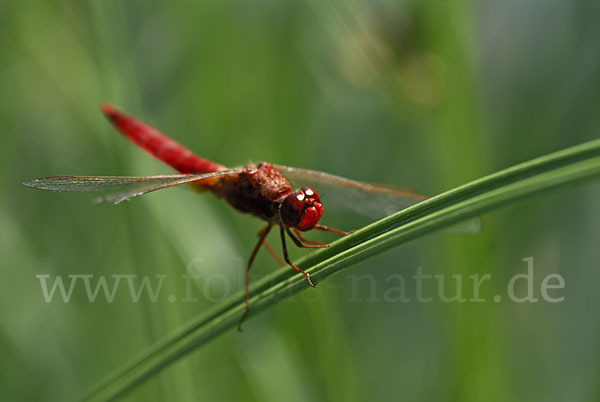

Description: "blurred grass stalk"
85 138 600 401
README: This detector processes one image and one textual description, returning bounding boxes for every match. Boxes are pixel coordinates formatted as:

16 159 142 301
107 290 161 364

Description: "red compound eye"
280 187 323 230
300 186 321 203
297 202 324 231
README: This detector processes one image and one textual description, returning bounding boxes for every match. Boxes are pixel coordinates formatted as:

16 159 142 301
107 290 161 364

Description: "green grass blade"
84 139 600 401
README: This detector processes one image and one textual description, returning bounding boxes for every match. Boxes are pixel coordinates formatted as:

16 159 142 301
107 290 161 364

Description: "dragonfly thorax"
280 186 323 231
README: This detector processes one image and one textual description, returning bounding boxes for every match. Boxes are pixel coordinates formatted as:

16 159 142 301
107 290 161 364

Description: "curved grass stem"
84 139 600 401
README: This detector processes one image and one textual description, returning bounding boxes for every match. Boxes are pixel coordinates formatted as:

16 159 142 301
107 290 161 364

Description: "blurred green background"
2 1 599 401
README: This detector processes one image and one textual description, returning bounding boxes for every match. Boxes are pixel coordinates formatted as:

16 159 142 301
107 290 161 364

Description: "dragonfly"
24 104 477 329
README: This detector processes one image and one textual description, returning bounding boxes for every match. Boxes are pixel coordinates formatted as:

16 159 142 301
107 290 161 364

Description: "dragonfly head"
280 186 323 231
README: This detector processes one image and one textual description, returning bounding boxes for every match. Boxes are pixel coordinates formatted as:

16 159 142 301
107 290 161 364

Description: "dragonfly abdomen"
101 104 226 176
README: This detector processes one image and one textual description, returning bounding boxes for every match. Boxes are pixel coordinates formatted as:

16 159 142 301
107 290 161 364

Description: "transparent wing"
23 170 240 205
275 164 481 234
23 174 198 192
275 164 426 216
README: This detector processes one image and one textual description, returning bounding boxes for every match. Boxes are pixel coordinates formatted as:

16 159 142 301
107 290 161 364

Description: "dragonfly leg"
238 223 272 331
285 227 328 249
280 225 316 287
314 224 353 236
264 239 285 266
292 228 329 246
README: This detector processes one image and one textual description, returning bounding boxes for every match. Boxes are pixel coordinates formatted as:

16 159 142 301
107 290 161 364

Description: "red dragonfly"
24 105 469 328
